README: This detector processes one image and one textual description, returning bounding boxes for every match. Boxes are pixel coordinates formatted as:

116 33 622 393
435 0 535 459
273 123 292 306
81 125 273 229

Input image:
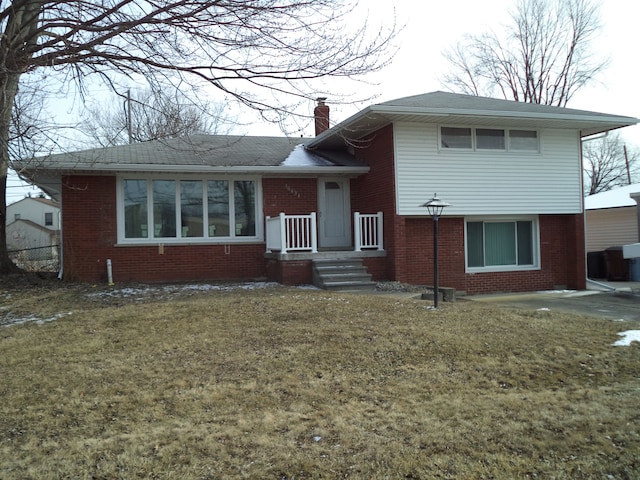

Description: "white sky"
6 0 640 204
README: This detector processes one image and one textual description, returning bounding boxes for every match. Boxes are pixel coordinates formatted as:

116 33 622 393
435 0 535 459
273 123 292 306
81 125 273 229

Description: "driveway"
467 281 640 322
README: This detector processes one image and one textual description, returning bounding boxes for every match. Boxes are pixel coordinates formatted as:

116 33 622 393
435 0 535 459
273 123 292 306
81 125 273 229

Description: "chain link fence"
8 245 60 273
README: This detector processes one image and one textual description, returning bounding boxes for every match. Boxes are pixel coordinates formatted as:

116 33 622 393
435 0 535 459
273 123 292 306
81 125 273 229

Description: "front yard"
1 279 639 479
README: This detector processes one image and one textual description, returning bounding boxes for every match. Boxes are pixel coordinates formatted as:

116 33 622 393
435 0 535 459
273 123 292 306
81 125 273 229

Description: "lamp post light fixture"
420 193 451 308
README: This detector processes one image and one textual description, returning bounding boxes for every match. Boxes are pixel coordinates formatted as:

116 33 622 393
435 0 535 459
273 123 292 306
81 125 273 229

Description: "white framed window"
118 176 261 243
465 216 540 272
440 127 472 149
476 128 506 150
509 129 539 151
440 127 539 152
44 212 54 226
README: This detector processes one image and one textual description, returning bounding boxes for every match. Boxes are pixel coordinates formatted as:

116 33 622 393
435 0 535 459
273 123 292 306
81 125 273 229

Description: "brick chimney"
314 97 330 136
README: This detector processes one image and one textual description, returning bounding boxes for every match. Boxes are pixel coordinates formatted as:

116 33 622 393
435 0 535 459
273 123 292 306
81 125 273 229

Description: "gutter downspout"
57 199 63 280
586 278 616 292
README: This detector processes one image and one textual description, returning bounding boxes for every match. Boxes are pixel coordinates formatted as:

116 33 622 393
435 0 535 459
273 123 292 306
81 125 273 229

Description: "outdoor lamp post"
421 194 451 308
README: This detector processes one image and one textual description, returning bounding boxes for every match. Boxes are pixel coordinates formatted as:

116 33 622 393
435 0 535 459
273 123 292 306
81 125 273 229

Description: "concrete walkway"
467 280 640 322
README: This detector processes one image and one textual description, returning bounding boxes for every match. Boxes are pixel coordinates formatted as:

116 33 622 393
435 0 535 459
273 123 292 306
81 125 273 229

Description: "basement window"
465 217 540 272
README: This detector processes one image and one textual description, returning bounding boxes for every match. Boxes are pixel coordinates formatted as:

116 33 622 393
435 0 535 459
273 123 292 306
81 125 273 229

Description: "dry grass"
1 278 639 479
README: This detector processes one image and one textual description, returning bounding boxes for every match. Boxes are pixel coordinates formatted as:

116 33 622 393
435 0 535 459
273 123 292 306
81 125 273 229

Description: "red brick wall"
61 175 267 283
263 178 317 217
387 214 586 295
351 125 398 279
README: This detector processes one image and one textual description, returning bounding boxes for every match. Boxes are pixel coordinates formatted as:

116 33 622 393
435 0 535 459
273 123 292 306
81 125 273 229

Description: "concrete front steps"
312 259 376 292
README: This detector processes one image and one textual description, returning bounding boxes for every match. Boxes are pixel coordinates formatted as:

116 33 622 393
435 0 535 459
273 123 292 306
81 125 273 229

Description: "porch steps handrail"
354 211 383 252
266 212 318 254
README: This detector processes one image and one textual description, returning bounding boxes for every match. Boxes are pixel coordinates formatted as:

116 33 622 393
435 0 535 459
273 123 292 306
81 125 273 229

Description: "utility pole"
624 145 631 184
125 89 133 144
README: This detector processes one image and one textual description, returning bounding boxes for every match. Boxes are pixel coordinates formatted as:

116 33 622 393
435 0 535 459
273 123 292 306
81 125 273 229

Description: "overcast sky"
7 0 640 204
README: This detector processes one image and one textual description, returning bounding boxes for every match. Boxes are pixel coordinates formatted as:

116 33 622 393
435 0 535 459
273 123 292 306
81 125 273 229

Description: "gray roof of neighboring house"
7 196 59 208
307 91 639 150
585 183 640 210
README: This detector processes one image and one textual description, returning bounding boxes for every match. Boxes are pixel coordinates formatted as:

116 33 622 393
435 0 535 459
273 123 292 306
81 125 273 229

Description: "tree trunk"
0 172 21 274
0 73 23 274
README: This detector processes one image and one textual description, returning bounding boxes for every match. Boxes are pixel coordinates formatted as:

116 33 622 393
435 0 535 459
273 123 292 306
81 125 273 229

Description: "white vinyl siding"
585 207 639 252
394 122 583 216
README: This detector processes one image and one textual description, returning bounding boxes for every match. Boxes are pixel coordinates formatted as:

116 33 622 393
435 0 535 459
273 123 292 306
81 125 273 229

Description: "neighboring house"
6 196 60 229
6 196 61 269
584 184 640 280
585 184 640 252
16 92 638 294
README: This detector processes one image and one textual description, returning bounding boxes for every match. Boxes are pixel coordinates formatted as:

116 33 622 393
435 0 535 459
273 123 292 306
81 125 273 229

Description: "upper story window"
44 212 54 226
119 177 259 243
476 128 505 150
509 129 539 151
440 127 538 152
440 127 472 149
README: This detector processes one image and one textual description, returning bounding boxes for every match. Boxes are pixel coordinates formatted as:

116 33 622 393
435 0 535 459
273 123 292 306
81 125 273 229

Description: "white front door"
318 178 351 248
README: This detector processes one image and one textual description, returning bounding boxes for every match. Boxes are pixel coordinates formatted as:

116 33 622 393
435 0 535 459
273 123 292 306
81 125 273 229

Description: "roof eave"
20 163 370 176
307 104 638 149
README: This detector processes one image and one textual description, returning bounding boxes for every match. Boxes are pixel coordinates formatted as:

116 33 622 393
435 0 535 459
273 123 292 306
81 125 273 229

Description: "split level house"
17 92 638 294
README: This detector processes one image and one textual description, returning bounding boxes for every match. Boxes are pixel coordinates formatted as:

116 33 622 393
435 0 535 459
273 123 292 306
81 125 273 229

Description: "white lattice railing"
266 212 318 254
354 211 384 251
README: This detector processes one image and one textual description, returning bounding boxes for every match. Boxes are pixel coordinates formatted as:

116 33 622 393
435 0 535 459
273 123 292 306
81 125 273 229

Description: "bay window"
119 177 259 242
466 217 539 271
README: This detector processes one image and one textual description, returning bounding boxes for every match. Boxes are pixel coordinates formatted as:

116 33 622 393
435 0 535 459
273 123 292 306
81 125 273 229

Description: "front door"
318 178 351 248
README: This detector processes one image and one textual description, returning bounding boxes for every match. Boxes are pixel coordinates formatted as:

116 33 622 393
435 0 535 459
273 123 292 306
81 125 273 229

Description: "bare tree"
0 0 396 273
442 0 607 106
583 133 639 195
81 88 234 147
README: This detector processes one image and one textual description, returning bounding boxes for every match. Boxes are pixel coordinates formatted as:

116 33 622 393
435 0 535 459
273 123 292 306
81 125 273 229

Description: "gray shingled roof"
307 91 639 150
33 135 308 168
18 134 368 173
377 91 630 118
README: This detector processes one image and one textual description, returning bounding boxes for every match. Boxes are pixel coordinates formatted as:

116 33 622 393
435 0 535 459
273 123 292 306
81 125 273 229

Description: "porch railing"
266 211 383 253
354 211 384 251
266 212 318 254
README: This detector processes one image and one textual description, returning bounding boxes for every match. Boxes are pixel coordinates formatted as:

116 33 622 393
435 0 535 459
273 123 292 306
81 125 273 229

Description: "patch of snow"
537 289 576 295
563 290 600 298
281 145 333 167
86 281 280 300
2 311 72 328
612 330 640 346
537 308 551 312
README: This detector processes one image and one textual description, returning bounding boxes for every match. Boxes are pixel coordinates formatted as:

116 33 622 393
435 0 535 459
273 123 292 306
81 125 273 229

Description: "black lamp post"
421 194 451 308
